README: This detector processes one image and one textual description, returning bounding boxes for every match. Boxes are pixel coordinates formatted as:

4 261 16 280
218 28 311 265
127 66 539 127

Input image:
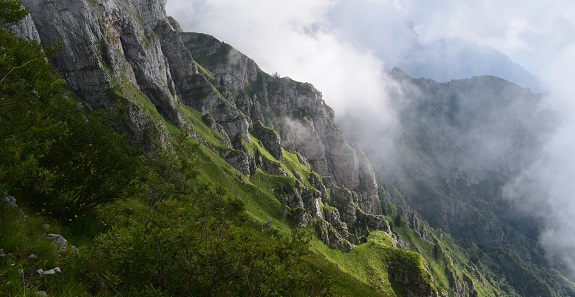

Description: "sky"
166 0 575 277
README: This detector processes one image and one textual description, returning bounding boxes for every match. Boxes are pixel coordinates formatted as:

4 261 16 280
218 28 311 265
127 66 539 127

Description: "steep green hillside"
4 1 572 296
0 4 433 296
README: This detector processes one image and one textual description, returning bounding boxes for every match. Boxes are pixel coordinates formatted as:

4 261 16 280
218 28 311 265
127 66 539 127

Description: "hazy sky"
166 0 575 79
166 0 575 276
165 0 575 113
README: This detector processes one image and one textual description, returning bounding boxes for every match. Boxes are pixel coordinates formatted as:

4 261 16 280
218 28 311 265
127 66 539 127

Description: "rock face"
19 0 388 250
181 32 383 218
22 0 184 144
10 14 40 42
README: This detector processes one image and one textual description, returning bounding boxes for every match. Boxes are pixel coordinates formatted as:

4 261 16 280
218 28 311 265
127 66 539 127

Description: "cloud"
504 42 575 277
327 0 575 75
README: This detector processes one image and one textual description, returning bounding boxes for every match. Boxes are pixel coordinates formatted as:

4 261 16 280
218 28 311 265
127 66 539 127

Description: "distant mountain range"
396 39 544 93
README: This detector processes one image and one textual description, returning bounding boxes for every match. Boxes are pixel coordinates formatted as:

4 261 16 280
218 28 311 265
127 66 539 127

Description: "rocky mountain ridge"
17 0 387 251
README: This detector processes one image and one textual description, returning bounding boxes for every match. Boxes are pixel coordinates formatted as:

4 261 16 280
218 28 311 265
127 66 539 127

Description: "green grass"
111 75 165 124
282 150 314 186
179 105 231 148
389 213 508 296
248 134 277 160
0 204 89 296
302 252 389 297
0 50 511 296
310 232 437 297
175 135 291 234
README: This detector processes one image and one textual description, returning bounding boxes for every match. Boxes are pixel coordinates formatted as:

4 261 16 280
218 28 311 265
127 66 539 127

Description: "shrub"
78 185 332 296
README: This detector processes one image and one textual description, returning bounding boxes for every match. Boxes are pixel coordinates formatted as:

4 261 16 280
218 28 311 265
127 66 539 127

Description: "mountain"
340 67 574 296
19 0 391 250
1 0 573 296
397 39 544 93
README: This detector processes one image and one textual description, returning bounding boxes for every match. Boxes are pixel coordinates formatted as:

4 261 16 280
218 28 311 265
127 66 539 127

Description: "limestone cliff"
180 32 385 244
19 0 387 250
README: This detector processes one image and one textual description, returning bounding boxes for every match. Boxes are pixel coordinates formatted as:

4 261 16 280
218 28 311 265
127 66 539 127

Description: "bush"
78 185 332 296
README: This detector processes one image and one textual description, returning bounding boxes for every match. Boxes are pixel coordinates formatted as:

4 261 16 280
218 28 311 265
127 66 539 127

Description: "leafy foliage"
0 0 26 27
80 190 332 296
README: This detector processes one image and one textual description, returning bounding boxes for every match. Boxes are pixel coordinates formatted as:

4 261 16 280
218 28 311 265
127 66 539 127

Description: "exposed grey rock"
290 208 312 227
329 185 359 229
36 267 62 276
127 0 167 26
28 253 38 260
45 234 77 254
355 211 392 236
301 188 324 220
0 249 5 258
181 32 259 96
34 291 48 297
324 207 350 237
2 195 18 208
9 13 41 43
252 121 282 160
22 0 185 130
222 149 251 177
355 145 382 215
324 124 360 189
154 17 199 103
258 155 286 176
275 184 325 227
20 0 390 253
406 211 432 242
314 220 354 252
182 33 385 237
1 195 27 220
378 186 393 215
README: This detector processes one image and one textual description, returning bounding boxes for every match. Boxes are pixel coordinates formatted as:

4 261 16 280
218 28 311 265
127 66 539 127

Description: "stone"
21 0 185 147
181 31 387 247
19 0 388 253
28 253 38 260
8 14 41 43
37 267 62 276
45 234 77 254
2 195 18 208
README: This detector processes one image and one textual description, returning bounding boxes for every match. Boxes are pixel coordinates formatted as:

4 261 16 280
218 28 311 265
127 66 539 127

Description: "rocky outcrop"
251 121 282 160
9 13 40 43
21 0 184 140
181 32 383 218
45 234 79 254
